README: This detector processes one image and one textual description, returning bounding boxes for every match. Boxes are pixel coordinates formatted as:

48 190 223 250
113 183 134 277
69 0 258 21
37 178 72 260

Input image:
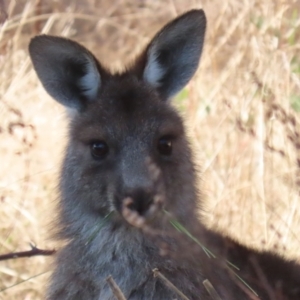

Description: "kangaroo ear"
29 35 101 110
142 9 206 99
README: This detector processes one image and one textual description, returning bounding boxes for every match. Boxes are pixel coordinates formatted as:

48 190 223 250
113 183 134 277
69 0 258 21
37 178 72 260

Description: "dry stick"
0 245 56 261
203 279 222 300
106 275 127 300
34 0 42 33
152 268 190 300
0 0 7 24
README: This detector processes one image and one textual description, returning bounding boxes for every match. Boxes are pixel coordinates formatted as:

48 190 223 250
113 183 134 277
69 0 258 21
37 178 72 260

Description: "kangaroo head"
29 10 206 236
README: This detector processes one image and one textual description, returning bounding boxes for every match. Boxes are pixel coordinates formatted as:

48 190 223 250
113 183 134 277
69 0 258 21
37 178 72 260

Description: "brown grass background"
0 0 299 299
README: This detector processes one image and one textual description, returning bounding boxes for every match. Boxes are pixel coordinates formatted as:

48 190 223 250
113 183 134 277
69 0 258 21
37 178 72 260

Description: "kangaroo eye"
90 141 109 159
157 136 172 156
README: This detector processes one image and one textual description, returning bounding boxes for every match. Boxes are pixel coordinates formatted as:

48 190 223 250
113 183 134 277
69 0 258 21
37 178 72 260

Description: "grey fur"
29 9 300 300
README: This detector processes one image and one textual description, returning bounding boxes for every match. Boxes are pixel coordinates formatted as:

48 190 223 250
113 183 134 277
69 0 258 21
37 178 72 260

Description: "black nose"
123 188 153 216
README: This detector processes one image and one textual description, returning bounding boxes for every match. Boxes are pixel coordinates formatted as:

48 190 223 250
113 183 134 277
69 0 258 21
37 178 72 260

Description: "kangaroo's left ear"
141 9 206 99
29 35 102 110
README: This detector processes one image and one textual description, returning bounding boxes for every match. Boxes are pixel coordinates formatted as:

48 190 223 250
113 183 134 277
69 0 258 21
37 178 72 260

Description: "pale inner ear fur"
143 48 166 88
78 54 101 101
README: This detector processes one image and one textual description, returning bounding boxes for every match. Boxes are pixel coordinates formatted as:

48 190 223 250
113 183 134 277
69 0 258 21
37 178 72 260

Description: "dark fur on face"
59 74 196 239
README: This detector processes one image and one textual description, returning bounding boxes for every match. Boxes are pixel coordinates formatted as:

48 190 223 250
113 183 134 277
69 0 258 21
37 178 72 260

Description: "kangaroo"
29 9 300 300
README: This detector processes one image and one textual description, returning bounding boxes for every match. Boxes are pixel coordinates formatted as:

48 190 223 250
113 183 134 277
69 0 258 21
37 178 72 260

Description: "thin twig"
152 268 190 300
249 256 275 300
106 275 127 300
203 279 222 300
0 244 56 261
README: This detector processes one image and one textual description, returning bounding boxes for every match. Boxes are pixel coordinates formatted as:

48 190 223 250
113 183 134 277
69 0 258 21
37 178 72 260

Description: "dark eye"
157 136 172 156
90 141 109 159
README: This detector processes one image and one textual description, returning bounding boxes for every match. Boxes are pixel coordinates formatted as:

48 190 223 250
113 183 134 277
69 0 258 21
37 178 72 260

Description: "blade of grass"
0 270 50 293
85 211 114 245
163 210 258 296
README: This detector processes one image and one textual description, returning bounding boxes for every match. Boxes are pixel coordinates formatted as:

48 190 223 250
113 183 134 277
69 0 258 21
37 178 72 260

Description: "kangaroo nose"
123 188 153 216
119 155 162 218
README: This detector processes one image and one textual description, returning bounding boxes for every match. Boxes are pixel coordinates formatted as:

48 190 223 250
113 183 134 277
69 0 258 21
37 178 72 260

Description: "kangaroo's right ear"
29 35 101 110
141 9 206 100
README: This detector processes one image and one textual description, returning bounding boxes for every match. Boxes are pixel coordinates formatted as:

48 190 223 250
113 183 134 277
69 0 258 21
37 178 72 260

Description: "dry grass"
0 0 299 299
